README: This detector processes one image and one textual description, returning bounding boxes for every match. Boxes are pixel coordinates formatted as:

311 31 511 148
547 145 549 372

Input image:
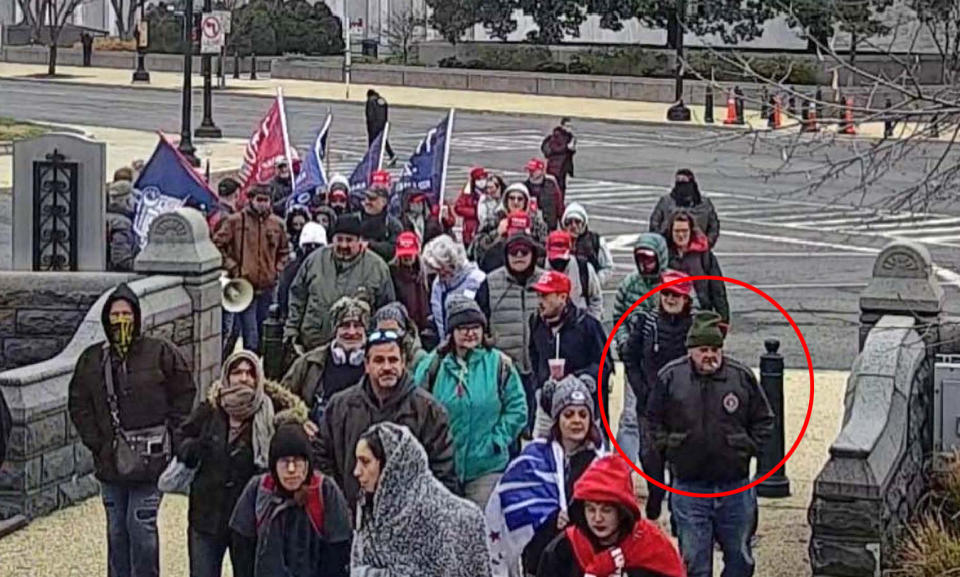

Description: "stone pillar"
858 241 943 351
12 133 106 272
134 208 222 398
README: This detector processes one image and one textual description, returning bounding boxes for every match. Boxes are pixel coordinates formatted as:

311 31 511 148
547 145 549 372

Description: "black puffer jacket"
68 284 196 483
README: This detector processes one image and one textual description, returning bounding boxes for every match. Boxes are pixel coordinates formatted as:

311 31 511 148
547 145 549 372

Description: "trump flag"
394 109 454 207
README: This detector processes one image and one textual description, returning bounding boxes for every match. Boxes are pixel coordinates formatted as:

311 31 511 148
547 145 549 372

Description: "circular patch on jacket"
571 391 587 403
722 392 740 414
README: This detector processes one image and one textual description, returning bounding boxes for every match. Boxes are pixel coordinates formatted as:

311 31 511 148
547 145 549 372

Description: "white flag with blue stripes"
484 439 567 577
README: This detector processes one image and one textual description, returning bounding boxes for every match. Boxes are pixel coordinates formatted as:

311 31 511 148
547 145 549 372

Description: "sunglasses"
367 330 401 346
508 247 533 257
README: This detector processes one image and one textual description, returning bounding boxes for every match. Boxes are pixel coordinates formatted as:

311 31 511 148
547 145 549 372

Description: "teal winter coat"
413 347 527 483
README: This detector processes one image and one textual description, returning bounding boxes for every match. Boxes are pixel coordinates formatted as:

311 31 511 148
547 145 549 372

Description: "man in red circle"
643 310 773 577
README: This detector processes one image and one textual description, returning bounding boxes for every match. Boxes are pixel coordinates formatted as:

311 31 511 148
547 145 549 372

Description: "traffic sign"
200 12 224 55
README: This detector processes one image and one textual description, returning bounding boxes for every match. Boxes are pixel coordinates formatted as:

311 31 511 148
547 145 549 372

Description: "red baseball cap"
506 211 531 236
526 158 545 172
395 231 420 258
660 269 693 297
369 170 391 193
546 230 573 260
531 270 572 295
470 167 488 180
329 188 348 201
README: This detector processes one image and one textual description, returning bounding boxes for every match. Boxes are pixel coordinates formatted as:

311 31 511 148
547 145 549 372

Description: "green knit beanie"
686 311 725 348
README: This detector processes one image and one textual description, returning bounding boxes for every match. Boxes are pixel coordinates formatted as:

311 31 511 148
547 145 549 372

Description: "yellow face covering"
109 318 134 357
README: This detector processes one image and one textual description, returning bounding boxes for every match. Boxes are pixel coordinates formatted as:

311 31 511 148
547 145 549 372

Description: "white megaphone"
221 275 255 313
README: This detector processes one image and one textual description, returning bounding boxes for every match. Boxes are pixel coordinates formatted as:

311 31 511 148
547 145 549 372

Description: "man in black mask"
484 231 545 431
649 168 720 248
68 284 195 577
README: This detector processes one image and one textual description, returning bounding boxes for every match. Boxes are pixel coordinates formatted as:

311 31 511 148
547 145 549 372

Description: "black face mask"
673 182 698 206
549 258 570 271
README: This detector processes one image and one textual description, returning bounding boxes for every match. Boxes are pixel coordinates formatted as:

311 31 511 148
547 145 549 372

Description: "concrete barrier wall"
0 45 944 109
807 241 945 577
0 272 138 371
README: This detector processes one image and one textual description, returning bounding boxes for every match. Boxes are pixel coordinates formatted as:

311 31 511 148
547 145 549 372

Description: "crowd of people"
79 113 773 577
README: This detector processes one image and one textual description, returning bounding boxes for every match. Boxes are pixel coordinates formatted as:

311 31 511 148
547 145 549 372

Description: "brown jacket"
213 206 289 291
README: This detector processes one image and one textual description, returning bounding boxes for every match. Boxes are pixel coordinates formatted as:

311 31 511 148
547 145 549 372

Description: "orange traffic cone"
841 97 856 135
723 91 738 125
768 96 782 129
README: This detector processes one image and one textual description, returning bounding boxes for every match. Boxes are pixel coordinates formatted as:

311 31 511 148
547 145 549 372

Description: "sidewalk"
0 62 925 140
0 366 843 577
0 123 248 189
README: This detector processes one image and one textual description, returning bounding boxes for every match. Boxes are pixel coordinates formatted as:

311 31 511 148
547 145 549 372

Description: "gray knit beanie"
551 374 596 421
373 302 409 336
445 296 487 332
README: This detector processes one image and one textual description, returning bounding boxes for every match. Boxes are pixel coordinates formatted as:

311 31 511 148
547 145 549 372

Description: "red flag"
238 97 299 198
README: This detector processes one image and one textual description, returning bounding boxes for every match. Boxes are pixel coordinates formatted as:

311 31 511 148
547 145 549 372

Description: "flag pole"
277 87 296 195
324 107 332 179
377 122 389 171
439 109 455 205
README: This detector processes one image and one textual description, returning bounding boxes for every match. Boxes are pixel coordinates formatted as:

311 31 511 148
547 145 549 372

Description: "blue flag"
349 123 388 207
394 110 454 208
133 134 218 246
288 115 332 211
484 440 569 577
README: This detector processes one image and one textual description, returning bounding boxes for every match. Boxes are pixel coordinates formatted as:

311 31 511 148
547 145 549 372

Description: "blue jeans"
671 478 757 577
237 287 274 353
616 384 640 463
188 527 254 577
100 482 162 577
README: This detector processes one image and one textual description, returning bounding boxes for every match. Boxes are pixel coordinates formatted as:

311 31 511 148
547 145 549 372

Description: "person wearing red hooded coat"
537 454 686 577
455 167 488 246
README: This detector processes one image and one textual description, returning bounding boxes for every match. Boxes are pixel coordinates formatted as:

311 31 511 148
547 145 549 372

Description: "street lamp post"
666 0 691 122
132 0 150 82
179 0 200 166
194 0 221 138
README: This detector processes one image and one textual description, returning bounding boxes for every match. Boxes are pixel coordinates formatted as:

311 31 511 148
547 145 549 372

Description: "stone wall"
0 208 221 521
0 273 137 370
808 241 944 576
0 45 276 75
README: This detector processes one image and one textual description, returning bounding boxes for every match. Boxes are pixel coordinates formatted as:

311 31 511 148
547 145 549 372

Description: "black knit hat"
446 296 487 332
269 423 313 488
332 212 363 238
686 311 725 349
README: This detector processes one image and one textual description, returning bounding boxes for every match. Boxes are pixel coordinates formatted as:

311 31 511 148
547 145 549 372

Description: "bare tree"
671 0 960 216
384 4 428 64
108 0 139 40
19 0 89 75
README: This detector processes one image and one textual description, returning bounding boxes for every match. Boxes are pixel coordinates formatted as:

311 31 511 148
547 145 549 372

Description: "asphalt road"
3 77 959 371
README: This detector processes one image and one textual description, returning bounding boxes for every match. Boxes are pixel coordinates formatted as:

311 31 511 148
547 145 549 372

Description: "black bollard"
260 304 284 381
757 339 791 498
250 53 258 80
884 97 895 138
233 52 240 79
931 113 941 138
704 84 715 123
734 86 745 125
760 87 769 120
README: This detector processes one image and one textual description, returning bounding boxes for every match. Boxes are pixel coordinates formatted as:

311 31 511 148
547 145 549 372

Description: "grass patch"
0 117 49 142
